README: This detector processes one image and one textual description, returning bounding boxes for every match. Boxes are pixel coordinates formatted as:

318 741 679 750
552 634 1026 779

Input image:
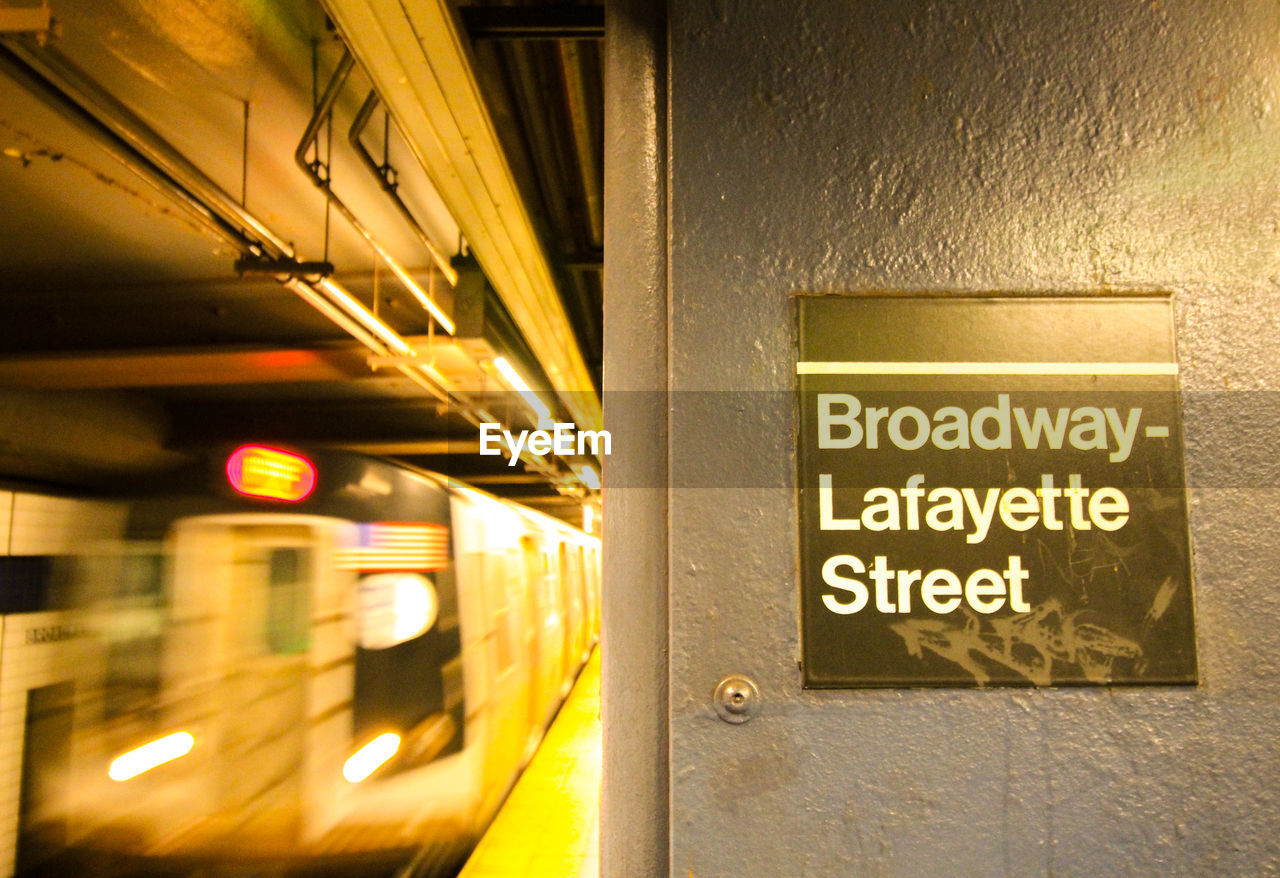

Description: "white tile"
9 494 124 555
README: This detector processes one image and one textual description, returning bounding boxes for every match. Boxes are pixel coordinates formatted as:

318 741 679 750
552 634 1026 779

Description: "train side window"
557 543 567 601
519 536 542 593
559 543 580 622
519 535 542 654
266 548 309 655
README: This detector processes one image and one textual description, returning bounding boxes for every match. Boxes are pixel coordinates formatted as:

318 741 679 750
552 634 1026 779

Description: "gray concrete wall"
602 0 669 874
606 0 1280 875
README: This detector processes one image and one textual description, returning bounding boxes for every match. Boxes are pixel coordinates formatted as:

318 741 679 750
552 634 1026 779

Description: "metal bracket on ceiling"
295 50 457 331
234 256 334 282
0 4 56 44
365 354 440 370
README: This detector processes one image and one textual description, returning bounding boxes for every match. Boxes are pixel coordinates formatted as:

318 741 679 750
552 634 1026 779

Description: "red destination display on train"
795 296 1197 687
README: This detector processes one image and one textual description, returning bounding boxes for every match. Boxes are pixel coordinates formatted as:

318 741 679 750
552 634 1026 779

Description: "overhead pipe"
503 45 576 249
459 6 605 41
348 90 458 287
557 43 603 249
0 41 293 259
295 51 456 334
320 0 601 435
33 36 542 454
0 41 271 257
490 41 600 372
0 36 455 406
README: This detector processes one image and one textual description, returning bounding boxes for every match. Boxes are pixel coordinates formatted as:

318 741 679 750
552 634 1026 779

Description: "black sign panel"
797 296 1197 688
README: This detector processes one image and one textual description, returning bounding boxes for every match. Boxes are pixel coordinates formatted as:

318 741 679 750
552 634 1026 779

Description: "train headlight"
108 731 195 781
343 733 401 783
357 573 438 649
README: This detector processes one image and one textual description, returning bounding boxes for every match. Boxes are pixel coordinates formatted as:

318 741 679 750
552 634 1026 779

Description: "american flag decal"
337 522 451 572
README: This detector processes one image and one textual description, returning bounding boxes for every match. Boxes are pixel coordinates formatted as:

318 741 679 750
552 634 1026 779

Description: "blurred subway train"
0 444 600 877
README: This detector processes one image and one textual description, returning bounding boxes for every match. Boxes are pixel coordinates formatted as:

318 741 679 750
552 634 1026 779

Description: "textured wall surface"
653 1 1280 874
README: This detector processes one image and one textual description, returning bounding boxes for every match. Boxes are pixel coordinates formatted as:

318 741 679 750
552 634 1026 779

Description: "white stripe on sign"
796 361 1179 376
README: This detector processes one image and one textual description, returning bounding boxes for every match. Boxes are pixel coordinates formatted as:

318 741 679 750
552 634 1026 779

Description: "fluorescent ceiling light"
493 356 552 426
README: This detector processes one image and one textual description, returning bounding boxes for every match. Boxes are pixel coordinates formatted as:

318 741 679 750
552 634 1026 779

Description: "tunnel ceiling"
0 0 603 522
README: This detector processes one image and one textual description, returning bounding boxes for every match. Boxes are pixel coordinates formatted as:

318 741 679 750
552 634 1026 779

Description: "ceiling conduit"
293 49 458 334
321 0 602 433
0 36 459 406
349 88 457 291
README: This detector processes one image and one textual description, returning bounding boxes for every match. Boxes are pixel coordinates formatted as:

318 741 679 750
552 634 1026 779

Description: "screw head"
713 675 760 724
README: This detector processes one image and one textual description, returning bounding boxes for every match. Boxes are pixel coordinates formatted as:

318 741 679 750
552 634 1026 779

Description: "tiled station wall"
0 491 124 876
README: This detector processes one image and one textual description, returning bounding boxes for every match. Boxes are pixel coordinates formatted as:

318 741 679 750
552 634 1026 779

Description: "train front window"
104 550 166 719
223 526 317 658
267 548 309 655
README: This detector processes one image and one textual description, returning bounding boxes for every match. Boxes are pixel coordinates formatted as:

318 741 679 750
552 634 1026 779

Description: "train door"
166 517 339 850
558 543 586 671
222 526 308 841
583 543 601 642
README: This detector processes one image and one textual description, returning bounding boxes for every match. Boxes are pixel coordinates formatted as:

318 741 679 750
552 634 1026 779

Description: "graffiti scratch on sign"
888 591 1164 686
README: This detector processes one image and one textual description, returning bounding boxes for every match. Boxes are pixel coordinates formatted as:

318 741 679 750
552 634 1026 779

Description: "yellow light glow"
492 356 552 424
357 573 439 649
583 503 594 534
492 355 531 392
394 577 435 641
386 259 457 334
418 361 452 389
108 732 195 781
343 733 401 783
316 278 413 355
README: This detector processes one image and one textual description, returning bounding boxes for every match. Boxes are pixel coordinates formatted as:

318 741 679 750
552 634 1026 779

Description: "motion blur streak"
108 732 196 781
0 447 599 874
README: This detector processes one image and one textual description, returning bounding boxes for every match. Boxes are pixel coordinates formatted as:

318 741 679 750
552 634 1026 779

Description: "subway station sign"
796 296 1197 688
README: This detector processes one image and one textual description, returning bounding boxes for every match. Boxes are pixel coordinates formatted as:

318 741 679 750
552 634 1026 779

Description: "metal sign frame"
796 294 1198 688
